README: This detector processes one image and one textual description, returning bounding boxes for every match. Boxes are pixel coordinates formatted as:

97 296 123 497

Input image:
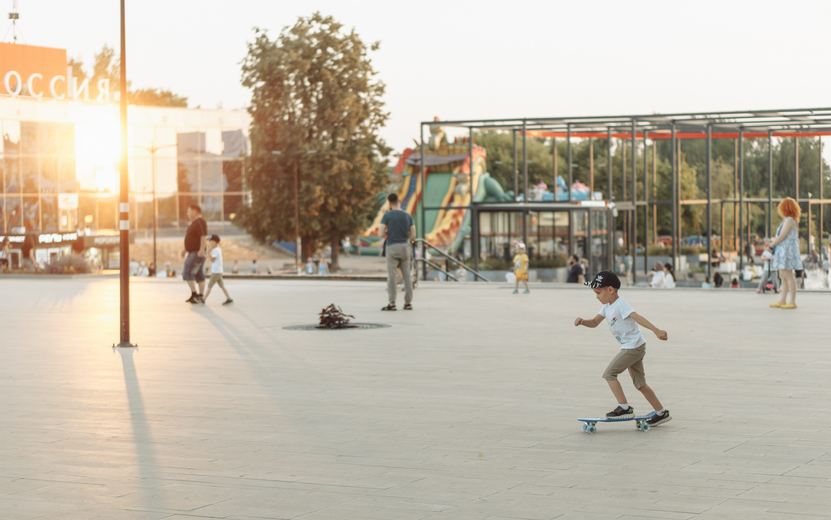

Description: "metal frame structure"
418 108 831 282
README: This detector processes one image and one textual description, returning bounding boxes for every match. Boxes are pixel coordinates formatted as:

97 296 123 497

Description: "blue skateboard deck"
578 412 656 433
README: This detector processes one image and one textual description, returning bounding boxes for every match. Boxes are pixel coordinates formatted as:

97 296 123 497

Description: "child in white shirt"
202 235 233 305
574 270 672 427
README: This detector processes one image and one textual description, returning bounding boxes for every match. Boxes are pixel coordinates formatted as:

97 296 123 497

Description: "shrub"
479 258 511 271
679 246 700 255
529 255 567 269
45 255 92 274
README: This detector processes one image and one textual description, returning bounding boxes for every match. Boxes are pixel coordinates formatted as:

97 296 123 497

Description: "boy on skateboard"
574 271 672 427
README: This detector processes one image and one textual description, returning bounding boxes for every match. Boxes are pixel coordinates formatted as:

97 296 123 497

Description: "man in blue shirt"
379 193 416 310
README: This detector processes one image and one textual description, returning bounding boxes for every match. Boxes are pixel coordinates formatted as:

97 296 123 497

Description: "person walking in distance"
202 235 233 305
379 193 415 311
181 205 208 303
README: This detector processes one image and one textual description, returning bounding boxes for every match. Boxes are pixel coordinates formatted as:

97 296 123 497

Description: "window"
41 196 58 231
177 160 198 193
58 156 77 192
157 193 177 229
22 157 39 193
20 122 38 154
3 120 20 154
41 157 58 193
4 196 21 232
23 195 40 231
201 194 221 221
200 160 222 192
4 156 19 193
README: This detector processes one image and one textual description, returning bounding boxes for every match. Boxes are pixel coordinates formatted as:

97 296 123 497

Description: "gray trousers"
757 266 779 292
386 242 413 304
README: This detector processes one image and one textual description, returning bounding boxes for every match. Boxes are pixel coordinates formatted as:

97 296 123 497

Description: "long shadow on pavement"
116 347 165 512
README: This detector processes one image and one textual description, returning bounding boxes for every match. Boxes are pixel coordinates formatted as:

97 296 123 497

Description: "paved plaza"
1 277 830 520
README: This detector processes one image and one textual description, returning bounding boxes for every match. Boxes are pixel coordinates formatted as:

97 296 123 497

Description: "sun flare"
74 109 124 193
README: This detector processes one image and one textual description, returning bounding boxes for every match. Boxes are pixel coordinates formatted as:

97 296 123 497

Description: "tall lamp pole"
271 149 316 273
133 143 176 275
116 0 134 348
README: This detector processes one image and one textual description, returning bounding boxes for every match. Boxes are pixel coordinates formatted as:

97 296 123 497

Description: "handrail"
417 258 460 282
413 238 489 282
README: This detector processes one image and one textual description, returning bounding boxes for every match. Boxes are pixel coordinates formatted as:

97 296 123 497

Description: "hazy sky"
12 0 831 152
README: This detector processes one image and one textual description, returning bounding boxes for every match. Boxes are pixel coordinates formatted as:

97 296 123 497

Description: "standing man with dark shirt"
566 254 585 284
181 205 208 303
379 193 416 310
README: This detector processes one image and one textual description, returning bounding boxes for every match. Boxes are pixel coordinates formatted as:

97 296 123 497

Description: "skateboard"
578 412 656 434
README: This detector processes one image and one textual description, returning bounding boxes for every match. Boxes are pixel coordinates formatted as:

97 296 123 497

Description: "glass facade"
1 98 250 236
477 207 613 273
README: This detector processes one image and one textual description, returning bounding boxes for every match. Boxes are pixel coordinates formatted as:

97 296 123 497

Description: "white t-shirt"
210 247 223 274
649 271 664 288
598 297 646 350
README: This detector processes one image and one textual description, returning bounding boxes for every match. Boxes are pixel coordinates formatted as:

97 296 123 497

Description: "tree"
69 45 188 107
238 12 389 270
473 131 553 193
129 88 187 107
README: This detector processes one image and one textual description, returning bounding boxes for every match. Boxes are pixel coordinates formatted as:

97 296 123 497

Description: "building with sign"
1 42 251 268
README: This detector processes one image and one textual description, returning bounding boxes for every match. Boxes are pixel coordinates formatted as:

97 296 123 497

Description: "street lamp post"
115 0 134 348
133 143 176 275
271 150 317 273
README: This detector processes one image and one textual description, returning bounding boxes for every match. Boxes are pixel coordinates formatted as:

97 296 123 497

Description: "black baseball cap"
585 270 621 289
208 235 221 243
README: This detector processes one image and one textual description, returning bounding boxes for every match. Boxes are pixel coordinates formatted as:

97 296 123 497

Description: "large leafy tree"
239 13 389 270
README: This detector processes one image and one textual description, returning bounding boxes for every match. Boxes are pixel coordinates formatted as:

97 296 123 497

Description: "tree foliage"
68 45 187 107
475 131 553 191
238 12 389 267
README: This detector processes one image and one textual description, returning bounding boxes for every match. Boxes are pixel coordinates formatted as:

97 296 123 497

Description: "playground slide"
424 150 487 250
361 145 510 255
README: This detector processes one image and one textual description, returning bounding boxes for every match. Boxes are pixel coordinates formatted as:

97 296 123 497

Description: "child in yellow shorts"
512 242 530 294
574 270 671 427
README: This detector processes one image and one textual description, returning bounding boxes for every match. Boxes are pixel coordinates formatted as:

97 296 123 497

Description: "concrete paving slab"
1 278 830 519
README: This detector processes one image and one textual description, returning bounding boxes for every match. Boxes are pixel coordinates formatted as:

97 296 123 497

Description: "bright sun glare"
74 109 123 194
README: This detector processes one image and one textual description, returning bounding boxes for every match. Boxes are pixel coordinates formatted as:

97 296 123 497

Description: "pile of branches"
318 304 356 329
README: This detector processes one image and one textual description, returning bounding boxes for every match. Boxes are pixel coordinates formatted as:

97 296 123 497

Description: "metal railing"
414 238 489 282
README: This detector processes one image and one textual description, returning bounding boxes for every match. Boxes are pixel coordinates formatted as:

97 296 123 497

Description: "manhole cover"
282 323 391 331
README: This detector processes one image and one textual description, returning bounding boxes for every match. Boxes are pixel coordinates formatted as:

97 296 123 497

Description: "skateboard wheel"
582 424 588 432
588 425 597 434
641 423 650 431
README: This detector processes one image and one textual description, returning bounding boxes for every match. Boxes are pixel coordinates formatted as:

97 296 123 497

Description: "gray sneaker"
606 405 634 420
222 298 234 306
646 410 671 426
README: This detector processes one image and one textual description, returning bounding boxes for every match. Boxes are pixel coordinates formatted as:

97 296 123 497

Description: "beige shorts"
602 344 647 388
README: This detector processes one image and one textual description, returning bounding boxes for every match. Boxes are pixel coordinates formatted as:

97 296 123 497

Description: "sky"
10 0 831 153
